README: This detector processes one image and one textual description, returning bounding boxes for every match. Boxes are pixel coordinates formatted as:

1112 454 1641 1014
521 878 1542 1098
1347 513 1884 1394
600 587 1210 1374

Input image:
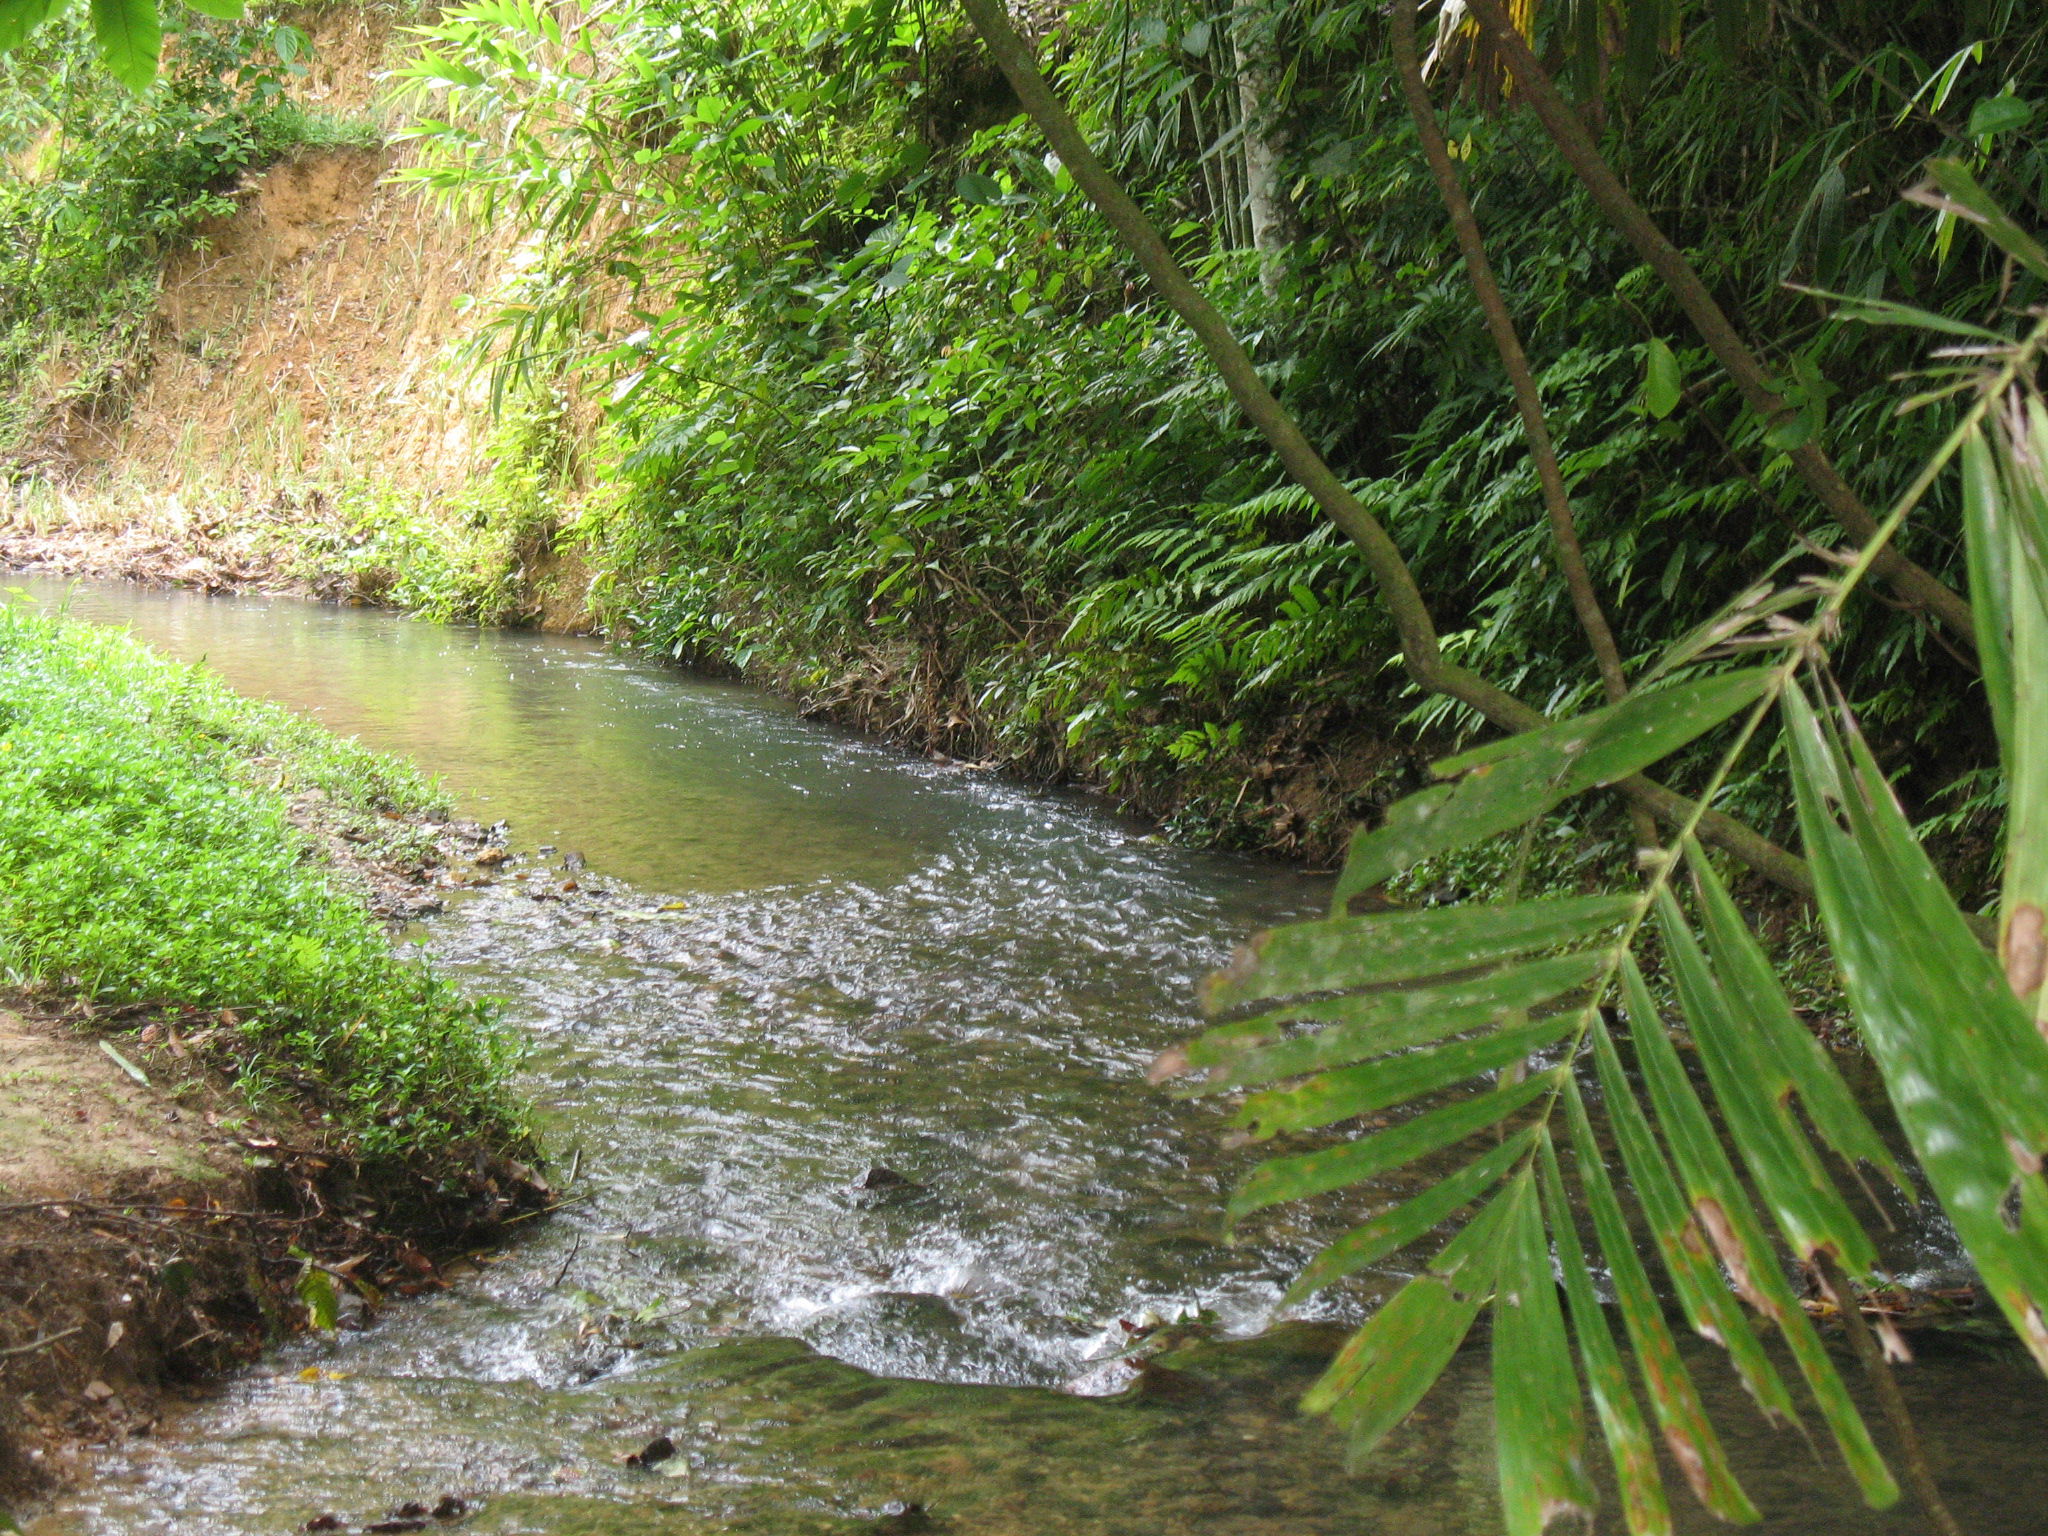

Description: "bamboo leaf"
1963 426 2016 753
1230 1068 1560 1220
1785 684 2048 1370
1795 285 2009 342
1621 957 1899 1507
1494 1170 1596 1536
1992 408 2048 1005
1284 1129 1536 1304
1306 1184 1519 1461
1234 1011 1578 1139
1334 668 1775 904
1563 1077 1757 1523
1192 951 1605 1092
1911 159 2048 282
1312 1270 1487 1457
1588 1014 1801 1424
1538 1131 1673 1536
1686 845 1911 1195
1204 894 1633 1012
1637 579 1813 686
1649 898 1878 1271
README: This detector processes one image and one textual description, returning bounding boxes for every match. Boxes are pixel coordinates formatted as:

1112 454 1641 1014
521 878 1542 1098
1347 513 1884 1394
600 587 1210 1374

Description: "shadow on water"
17 579 2048 1535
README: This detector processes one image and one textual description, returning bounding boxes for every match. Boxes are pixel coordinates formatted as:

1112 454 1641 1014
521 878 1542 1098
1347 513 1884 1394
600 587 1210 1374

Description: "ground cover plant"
0 595 523 1158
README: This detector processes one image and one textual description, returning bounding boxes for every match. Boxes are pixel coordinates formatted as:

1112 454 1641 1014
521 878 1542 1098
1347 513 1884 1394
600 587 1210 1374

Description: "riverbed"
17 579 2048 1535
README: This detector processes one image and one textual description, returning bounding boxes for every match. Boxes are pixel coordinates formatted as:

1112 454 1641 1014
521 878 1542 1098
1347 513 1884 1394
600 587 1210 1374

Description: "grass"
0 595 525 1160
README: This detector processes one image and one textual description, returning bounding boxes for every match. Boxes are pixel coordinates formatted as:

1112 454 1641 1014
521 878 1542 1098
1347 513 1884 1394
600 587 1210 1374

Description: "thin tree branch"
1461 0 1976 651
1392 0 1629 706
1390 0 1659 853
957 0 1812 897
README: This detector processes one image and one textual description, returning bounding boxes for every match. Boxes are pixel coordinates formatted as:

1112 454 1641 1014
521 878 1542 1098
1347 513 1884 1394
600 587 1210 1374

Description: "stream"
17 578 2048 1535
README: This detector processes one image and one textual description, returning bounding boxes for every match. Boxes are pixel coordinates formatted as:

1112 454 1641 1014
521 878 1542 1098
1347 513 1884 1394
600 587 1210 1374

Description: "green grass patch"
0 597 525 1160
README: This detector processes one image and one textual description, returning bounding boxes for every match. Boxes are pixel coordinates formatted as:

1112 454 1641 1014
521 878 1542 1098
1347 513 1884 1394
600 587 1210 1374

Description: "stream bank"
0 605 547 1512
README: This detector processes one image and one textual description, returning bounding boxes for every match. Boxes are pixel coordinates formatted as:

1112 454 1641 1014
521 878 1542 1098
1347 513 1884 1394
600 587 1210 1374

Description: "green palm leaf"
1175 266 2048 1531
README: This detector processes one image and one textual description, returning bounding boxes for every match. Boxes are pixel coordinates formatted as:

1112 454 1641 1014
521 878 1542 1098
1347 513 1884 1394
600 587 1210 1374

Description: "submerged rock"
849 1165 917 1192
623 1433 675 1468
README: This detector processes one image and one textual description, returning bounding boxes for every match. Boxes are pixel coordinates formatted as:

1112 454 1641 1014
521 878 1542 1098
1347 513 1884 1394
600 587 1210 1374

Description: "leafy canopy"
0 0 248 89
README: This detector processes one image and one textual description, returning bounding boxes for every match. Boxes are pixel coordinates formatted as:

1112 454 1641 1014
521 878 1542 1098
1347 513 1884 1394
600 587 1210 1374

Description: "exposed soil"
1 1 601 629
0 802 552 1513
0 512 303 594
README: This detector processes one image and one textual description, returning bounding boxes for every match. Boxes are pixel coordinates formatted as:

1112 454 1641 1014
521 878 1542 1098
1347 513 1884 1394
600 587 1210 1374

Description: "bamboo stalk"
957 0 1813 898
1463 0 1976 651
1390 0 1660 854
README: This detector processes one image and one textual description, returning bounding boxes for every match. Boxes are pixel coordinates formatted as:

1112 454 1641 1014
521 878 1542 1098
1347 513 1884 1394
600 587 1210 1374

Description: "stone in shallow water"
850 1165 917 1191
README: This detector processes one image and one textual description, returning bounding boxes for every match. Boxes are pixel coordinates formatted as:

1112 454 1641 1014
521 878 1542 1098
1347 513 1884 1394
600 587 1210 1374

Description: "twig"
499 1192 592 1226
0 1325 82 1359
0 1199 295 1222
550 1233 583 1289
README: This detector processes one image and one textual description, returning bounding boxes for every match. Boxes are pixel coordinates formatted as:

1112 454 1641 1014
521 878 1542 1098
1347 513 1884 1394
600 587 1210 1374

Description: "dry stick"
1461 0 1976 651
1813 1252 1967 1536
956 0 1813 897
0 1326 82 1360
1388 0 1659 856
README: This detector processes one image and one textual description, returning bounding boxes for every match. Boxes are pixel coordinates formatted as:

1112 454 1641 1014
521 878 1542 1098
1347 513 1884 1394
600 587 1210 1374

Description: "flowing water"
15 578 2048 1536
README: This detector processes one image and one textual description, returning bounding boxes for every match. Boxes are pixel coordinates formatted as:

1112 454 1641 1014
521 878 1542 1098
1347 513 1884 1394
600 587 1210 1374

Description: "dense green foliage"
1172 228 2048 1535
398 0 2045 860
0 10 361 458
8 5 2048 1530
0 597 523 1156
